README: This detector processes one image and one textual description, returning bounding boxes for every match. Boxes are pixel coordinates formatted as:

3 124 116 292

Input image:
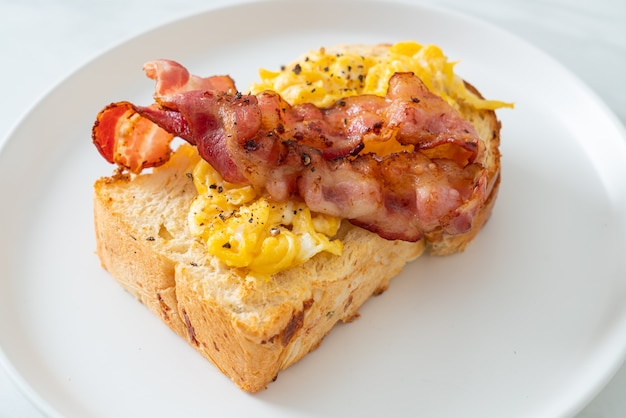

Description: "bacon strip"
93 62 236 173
143 59 236 100
298 152 486 241
92 60 487 241
92 102 175 173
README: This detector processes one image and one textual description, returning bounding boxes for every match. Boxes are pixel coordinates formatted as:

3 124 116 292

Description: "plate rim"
1 0 626 417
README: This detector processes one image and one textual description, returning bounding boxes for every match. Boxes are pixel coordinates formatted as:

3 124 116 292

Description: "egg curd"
188 159 343 277
188 41 511 277
250 40 512 110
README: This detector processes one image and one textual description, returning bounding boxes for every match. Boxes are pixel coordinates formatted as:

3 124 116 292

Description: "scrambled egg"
188 158 342 277
250 40 512 111
189 41 511 277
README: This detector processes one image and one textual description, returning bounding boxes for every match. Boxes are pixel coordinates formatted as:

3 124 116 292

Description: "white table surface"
0 0 624 417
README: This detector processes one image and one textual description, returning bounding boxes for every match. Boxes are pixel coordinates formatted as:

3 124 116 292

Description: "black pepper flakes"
292 63 302 75
244 139 259 151
222 242 231 249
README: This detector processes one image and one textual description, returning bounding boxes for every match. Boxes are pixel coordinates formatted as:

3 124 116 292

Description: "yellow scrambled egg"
250 40 512 111
188 158 342 277
189 41 511 277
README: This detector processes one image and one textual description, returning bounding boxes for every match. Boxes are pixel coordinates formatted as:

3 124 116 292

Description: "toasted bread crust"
93 44 502 392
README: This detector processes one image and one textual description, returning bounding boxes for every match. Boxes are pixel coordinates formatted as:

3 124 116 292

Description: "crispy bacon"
92 61 235 173
298 152 486 241
92 102 175 173
143 59 236 100
92 60 488 241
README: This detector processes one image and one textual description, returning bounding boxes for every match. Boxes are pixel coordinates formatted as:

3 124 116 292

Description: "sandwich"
91 41 510 392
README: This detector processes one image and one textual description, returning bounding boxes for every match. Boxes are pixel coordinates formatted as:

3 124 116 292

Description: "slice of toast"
94 148 426 391
93 45 501 392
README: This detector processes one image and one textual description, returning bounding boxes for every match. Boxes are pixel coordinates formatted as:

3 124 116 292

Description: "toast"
93 43 503 392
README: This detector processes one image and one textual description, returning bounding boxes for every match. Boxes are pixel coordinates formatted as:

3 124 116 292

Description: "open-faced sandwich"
91 41 511 392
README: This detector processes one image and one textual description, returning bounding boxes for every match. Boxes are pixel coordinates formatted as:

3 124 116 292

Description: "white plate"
1 0 626 417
